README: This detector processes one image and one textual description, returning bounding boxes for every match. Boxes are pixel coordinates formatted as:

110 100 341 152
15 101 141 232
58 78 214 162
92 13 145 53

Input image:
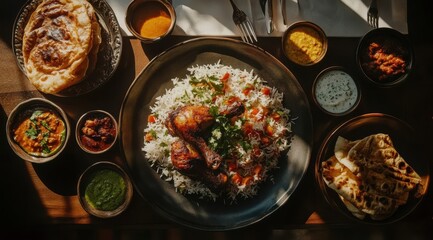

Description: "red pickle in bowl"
76 110 118 154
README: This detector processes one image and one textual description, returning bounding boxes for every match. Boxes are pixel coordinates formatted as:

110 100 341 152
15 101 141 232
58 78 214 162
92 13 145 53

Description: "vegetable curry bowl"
6 98 70 163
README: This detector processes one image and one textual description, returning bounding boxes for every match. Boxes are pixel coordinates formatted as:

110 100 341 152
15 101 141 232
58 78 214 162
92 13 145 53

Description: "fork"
367 0 378 28
228 0 257 43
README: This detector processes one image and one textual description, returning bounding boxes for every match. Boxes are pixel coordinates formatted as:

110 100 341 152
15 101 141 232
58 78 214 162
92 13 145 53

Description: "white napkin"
105 0 407 37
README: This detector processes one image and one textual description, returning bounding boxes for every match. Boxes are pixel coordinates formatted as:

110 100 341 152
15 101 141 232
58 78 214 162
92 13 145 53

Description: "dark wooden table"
1 0 432 238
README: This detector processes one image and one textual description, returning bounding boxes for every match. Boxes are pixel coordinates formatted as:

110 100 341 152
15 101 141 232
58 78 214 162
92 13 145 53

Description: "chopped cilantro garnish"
25 127 38 139
208 114 245 158
41 120 51 131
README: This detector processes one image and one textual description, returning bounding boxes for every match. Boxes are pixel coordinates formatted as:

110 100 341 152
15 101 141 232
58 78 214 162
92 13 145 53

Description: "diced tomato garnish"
242 84 254 96
250 107 260 116
261 136 270 145
242 176 253 186
227 96 240 104
144 132 154 142
147 115 156 123
265 124 273 136
270 112 281 121
242 88 251 95
243 123 253 135
253 165 263 177
221 72 230 82
227 160 237 172
261 87 271 95
231 173 242 185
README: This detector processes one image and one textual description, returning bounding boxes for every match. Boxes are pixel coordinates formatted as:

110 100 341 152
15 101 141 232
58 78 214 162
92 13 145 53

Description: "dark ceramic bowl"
282 21 328 66
77 161 133 218
312 66 361 116
357 28 413 87
315 113 429 224
125 0 176 43
6 98 70 163
76 110 118 154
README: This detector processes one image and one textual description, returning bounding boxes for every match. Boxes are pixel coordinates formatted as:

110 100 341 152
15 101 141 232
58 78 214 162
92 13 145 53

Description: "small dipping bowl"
282 21 328 66
312 66 361 116
125 0 176 43
78 161 133 218
357 27 413 87
6 98 70 163
76 110 118 154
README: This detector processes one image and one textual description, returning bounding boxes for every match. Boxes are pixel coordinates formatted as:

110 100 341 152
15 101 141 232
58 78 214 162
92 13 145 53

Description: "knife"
280 0 287 25
260 0 274 34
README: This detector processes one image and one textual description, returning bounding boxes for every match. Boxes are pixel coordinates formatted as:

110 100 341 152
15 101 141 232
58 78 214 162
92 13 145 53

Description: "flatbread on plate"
322 133 424 220
22 0 100 94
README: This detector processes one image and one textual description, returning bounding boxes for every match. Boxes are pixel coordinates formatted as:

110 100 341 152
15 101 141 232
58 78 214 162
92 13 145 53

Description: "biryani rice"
142 62 292 201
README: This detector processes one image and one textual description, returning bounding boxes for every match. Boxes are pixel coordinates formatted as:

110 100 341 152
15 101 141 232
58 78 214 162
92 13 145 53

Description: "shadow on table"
0 0 26 48
0 104 50 224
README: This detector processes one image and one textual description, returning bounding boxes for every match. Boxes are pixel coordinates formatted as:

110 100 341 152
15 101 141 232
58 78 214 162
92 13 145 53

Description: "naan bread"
22 0 100 94
339 134 423 194
322 134 424 220
339 195 366 220
322 156 402 217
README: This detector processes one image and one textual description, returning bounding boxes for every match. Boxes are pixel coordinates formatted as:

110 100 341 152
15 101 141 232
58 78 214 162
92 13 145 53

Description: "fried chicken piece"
166 105 221 169
166 103 245 170
171 140 227 190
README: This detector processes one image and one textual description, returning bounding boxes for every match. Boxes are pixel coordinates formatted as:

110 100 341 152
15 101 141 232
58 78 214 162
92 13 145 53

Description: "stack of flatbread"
321 133 424 220
22 0 101 94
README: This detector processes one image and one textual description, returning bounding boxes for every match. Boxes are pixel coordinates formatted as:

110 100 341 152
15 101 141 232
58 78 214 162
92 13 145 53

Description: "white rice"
142 62 292 202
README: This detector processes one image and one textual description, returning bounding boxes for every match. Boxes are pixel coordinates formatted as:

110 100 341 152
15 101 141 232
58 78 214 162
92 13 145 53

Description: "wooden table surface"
1 0 433 235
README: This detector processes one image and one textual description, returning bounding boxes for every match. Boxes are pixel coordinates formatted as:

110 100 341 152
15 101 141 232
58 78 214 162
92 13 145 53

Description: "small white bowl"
312 66 361 116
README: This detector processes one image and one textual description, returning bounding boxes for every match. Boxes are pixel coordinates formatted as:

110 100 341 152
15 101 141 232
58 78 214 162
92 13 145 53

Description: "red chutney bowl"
356 27 413 87
75 110 118 154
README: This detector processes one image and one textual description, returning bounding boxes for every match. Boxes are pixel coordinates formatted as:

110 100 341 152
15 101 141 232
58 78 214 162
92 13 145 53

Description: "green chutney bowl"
77 161 133 218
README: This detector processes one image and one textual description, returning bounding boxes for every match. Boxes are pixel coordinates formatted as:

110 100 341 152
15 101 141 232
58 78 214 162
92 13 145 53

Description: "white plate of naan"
12 0 122 97
315 113 429 224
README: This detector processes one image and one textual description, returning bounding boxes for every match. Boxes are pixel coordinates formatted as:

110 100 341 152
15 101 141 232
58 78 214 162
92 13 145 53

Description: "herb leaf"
25 127 38 139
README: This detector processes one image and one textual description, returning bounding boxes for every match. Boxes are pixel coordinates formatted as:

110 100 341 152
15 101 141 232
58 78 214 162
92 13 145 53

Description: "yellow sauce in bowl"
283 25 326 65
132 2 172 39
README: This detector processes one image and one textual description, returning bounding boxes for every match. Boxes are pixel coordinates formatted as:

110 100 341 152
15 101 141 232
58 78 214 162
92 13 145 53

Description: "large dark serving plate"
12 0 122 97
315 113 429 224
119 37 313 230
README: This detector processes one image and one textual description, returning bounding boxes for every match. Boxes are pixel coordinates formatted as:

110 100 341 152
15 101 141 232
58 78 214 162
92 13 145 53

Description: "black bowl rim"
77 161 134 218
356 27 413 87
